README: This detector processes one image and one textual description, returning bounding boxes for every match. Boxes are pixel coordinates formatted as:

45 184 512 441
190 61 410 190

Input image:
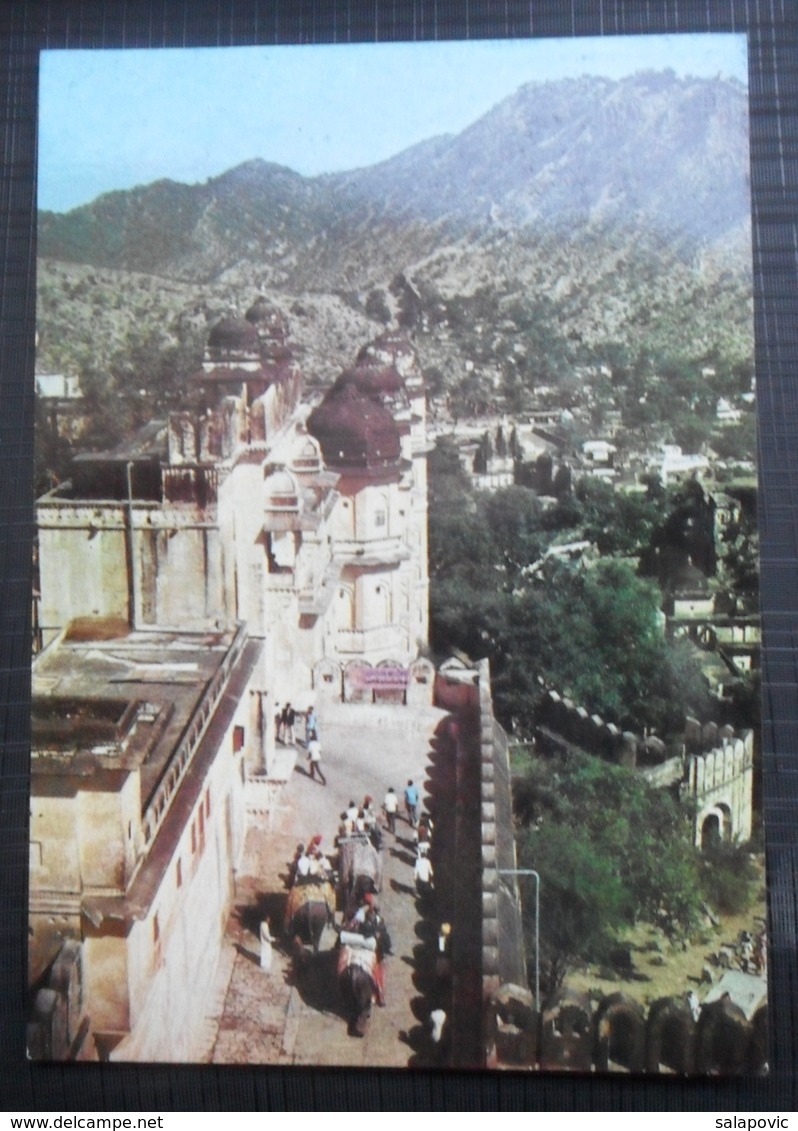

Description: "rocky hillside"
327 72 749 244
36 70 753 384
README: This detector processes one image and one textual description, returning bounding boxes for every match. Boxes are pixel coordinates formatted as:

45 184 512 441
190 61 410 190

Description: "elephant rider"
339 800 359 838
351 890 376 927
349 893 392 952
308 841 334 883
292 844 313 885
294 836 330 885
359 796 382 845
345 894 389 1005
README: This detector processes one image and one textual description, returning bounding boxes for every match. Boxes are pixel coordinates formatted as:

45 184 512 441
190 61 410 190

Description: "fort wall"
536 689 754 845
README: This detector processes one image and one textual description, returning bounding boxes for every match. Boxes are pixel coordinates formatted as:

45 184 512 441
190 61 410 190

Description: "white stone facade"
29 307 431 1060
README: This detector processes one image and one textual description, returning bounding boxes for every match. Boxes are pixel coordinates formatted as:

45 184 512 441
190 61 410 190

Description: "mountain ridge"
39 71 750 284
36 71 753 386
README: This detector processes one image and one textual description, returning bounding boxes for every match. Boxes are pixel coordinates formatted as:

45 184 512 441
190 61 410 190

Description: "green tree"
365 287 391 325
711 413 757 463
519 821 629 994
515 751 704 994
477 487 545 577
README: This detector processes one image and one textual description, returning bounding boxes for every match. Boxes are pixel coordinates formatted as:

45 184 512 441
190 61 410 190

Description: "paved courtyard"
197 701 451 1067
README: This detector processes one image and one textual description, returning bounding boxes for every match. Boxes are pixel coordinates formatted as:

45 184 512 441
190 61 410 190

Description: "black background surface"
1 0 795 1112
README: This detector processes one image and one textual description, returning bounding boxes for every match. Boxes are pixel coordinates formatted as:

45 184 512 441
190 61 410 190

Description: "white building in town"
29 302 431 1060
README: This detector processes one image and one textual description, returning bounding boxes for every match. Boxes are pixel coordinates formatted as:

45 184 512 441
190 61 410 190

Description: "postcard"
29 34 766 1072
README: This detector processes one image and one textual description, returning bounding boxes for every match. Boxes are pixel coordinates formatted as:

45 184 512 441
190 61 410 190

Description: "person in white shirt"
295 847 312 882
307 734 326 784
383 787 399 834
414 853 434 898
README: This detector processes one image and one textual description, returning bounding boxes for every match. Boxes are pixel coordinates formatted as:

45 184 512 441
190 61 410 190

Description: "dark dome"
357 333 416 364
245 297 288 337
332 362 405 401
307 385 401 469
207 317 260 352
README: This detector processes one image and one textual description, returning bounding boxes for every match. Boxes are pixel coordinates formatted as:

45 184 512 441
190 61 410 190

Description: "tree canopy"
514 751 705 994
429 448 711 736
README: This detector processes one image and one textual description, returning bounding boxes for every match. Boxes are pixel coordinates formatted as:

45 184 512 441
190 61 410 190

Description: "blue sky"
39 33 748 213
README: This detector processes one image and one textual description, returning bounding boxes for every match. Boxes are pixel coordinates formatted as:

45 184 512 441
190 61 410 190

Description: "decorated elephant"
593 992 646 1073
338 835 383 918
645 995 697 1074
284 878 336 956
337 936 383 1037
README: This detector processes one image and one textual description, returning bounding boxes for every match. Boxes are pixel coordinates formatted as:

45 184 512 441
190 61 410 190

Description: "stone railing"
141 623 249 848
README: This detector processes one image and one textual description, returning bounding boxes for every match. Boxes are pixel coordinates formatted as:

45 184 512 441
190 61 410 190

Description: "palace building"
28 301 431 1059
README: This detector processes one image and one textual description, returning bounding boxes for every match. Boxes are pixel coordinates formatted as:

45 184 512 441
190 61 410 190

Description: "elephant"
284 879 335 956
593 992 646 1073
337 942 381 1037
645 995 697 1074
695 994 752 1074
338 835 383 918
289 899 331 956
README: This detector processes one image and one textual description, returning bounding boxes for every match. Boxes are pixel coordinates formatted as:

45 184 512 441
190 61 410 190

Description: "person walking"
414 852 434 899
281 702 297 745
307 732 326 785
305 706 318 745
275 702 283 744
383 786 399 834
404 779 419 828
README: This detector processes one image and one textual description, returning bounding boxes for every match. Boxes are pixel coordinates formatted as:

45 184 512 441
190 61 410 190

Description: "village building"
653 443 711 485
35 371 87 450
29 622 262 1061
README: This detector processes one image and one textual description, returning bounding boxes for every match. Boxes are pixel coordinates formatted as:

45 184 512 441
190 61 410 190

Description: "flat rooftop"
32 624 243 807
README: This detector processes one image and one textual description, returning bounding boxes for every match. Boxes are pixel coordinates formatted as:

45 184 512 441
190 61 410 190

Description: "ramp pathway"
202 703 450 1067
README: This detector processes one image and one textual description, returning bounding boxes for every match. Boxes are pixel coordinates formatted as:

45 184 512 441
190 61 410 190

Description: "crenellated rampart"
536 689 754 844
432 660 759 1070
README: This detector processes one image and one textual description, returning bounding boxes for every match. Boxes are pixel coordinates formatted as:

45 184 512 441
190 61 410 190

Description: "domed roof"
207 317 260 353
357 333 416 364
332 361 405 401
289 436 323 474
264 467 300 511
245 297 288 338
307 385 402 470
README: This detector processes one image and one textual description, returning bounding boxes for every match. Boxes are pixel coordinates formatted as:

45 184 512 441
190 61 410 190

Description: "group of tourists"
289 835 334 886
275 701 327 784
274 701 298 745
282 762 448 1030
382 780 421 832
382 781 435 898
338 796 381 845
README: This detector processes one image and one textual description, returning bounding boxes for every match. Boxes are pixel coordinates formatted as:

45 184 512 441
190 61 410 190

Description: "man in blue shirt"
404 779 419 828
